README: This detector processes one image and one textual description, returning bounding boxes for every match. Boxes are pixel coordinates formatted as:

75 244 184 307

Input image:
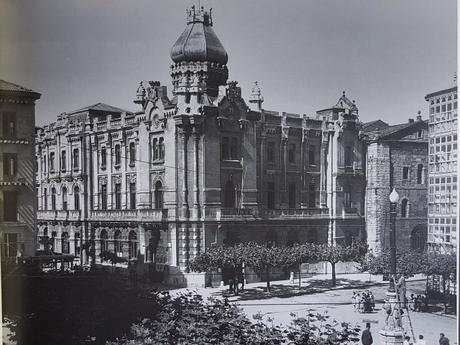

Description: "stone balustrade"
90 209 168 222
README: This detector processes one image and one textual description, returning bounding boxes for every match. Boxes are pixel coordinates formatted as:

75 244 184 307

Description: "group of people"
409 293 428 312
361 323 449 345
352 290 375 313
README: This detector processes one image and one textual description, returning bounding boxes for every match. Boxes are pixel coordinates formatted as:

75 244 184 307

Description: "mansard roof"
68 102 132 115
0 79 41 98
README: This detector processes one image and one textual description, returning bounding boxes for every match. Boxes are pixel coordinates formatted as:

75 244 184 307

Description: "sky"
0 0 457 126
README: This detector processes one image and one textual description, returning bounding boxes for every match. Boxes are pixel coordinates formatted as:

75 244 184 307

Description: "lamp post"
380 188 404 345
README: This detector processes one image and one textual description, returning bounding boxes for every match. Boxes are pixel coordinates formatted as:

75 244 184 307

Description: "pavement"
173 273 458 345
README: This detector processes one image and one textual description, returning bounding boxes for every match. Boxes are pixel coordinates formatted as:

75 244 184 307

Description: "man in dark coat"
361 323 373 345
439 333 450 345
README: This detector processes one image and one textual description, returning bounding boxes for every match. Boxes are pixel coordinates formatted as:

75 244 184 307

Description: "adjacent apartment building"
35 6 367 285
0 80 41 262
425 86 458 252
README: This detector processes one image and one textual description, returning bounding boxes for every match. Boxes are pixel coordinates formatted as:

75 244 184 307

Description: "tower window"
159 138 165 160
344 146 353 167
154 181 164 209
3 153 17 178
1 112 16 139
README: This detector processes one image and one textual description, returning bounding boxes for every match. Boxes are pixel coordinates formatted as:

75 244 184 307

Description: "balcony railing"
259 208 329 219
90 209 168 222
37 210 81 221
208 207 329 221
221 208 255 216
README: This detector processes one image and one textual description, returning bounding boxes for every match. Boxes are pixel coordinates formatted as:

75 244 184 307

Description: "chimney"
408 118 414 123
416 110 422 122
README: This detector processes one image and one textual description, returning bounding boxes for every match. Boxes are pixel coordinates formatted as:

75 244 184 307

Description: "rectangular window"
1 112 16 139
129 142 136 166
101 147 107 168
308 183 316 208
267 182 275 209
61 151 66 172
230 137 238 160
402 167 409 180
308 145 315 165
221 137 229 160
115 183 121 209
3 153 17 178
3 191 18 221
49 152 55 172
73 148 79 170
114 145 121 167
101 184 107 210
436 106 440 113
129 182 136 209
2 233 18 257
43 188 48 210
288 183 296 209
267 141 275 162
344 146 353 167
288 144 296 164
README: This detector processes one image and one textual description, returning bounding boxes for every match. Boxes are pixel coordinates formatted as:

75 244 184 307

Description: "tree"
318 241 367 286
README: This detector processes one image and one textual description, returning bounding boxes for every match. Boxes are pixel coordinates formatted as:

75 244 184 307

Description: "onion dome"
171 6 228 65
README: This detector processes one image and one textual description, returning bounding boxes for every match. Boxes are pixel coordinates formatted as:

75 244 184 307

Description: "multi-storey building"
364 115 428 253
36 6 366 285
425 86 457 252
0 80 41 262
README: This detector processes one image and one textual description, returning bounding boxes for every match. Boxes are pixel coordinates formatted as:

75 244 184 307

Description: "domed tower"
170 6 228 114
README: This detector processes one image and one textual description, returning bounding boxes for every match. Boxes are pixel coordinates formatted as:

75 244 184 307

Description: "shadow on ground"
214 278 382 301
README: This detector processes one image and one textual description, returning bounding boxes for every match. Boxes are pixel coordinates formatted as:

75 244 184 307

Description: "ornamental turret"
170 6 229 115
249 81 264 111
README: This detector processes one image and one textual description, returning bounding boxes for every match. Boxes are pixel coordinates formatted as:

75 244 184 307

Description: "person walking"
439 333 450 345
361 323 373 345
416 335 426 345
396 274 407 308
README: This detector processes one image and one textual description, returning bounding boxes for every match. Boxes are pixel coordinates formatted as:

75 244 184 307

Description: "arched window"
410 226 427 251
62 187 68 210
154 181 164 209
74 186 80 210
114 230 122 255
100 230 108 253
223 180 235 208
159 138 165 160
50 231 57 252
51 188 57 210
401 199 409 218
128 231 138 259
417 164 424 184
61 232 70 254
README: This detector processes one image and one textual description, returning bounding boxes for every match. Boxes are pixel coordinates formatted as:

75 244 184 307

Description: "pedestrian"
352 291 357 310
403 336 411 345
439 333 450 345
416 335 426 345
361 323 373 345
396 274 407 308
409 294 416 311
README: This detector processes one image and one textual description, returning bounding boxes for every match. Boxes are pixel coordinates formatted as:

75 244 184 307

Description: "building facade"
364 116 429 253
425 86 457 252
36 7 367 284
0 80 41 261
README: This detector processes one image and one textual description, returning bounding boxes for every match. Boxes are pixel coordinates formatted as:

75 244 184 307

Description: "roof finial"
342 90 346 97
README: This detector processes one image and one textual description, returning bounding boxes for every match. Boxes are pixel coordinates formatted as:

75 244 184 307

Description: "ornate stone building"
364 116 429 253
425 86 457 252
0 80 41 261
36 6 366 285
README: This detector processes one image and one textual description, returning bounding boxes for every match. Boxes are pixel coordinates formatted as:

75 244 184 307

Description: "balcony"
37 210 81 221
259 208 329 219
90 209 168 222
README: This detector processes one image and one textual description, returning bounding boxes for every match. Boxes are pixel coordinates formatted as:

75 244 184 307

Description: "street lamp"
380 188 404 345
389 188 399 292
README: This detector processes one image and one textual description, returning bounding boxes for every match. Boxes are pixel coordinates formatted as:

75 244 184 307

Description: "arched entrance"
410 225 427 251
